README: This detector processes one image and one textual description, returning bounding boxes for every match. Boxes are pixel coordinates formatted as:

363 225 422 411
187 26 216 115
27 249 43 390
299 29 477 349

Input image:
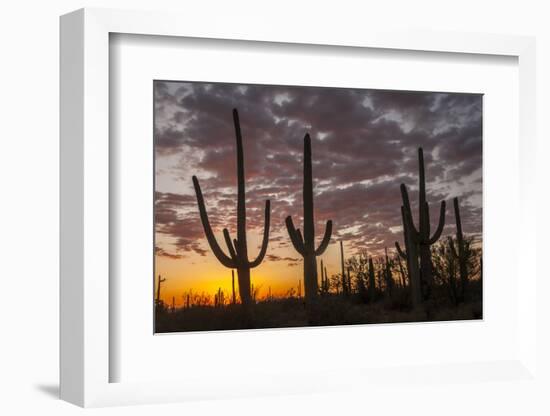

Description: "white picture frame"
60 7 537 408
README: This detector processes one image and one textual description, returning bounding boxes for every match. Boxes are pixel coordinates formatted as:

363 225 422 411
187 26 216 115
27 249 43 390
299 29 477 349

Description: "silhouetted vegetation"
155 267 482 332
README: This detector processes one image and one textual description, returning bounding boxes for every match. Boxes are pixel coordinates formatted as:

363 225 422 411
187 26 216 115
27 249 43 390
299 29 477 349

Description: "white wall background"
1 1 549 414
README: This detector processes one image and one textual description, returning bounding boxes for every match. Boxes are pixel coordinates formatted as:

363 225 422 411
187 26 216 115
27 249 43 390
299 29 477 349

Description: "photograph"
153 80 483 333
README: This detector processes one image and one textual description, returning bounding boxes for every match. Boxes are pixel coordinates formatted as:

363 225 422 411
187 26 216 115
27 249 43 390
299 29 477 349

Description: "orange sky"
155 231 351 306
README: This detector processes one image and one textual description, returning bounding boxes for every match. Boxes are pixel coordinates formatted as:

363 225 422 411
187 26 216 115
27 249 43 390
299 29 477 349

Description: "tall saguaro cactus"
368 257 376 303
285 134 333 303
156 275 166 307
320 259 329 295
384 247 393 297
450 197 468 301
192 109 271 311
340 241 348 296
396 148 445 306
231 270 236 305
396 205 422 306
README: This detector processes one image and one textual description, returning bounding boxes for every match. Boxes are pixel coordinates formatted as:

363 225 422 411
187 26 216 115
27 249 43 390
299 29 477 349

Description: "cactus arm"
400 206 410 242
400 184 411 212
403 203 420 243
400 184 419 236
315 220 333 256
428 200 446 244
296 229 305 248
249 200 271 268
395 241 407 259
192 175 235 268
423 200 431 237
285 216 305 256
223 228 238 262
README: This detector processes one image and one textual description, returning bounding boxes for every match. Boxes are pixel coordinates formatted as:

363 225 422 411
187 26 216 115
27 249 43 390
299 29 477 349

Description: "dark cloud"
154 81 482 257
155 191 209 256
155 246 183 260
266 254 300 264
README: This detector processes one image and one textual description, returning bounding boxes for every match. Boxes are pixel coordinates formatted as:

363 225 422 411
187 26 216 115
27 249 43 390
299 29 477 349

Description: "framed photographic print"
60 7 538 408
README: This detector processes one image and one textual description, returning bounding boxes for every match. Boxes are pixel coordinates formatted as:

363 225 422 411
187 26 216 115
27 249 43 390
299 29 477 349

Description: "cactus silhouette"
155 275 166 307
192 109 271 313
231 270 236 305
285 134 333 304
320 259 330 295
396 148 445 305
340 241 348 296
396 204 422 306
323 264 329 294
320 259 324 293
214 287 224 307
384 247 393 297
368 257 376 302
395 254 407 288
356 265 367 300
449 197 468 301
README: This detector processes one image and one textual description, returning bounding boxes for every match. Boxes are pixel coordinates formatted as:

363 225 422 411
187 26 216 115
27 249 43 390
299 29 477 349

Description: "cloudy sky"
154 80 482 303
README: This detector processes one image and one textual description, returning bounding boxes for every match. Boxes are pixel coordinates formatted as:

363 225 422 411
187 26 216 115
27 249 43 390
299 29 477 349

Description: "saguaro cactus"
396 205 421 306
320 259 330 295
340 241 348 296
231 270 236 305
285 134 333 303
251 284 256 303
395 254 407 288
384 247 393 297
368 257 376 302
450 197 468 301
156 275 166 307
215 287 224 307
192 109 271 311
396 148 445 305
321 259 325 293
356 264 367 301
